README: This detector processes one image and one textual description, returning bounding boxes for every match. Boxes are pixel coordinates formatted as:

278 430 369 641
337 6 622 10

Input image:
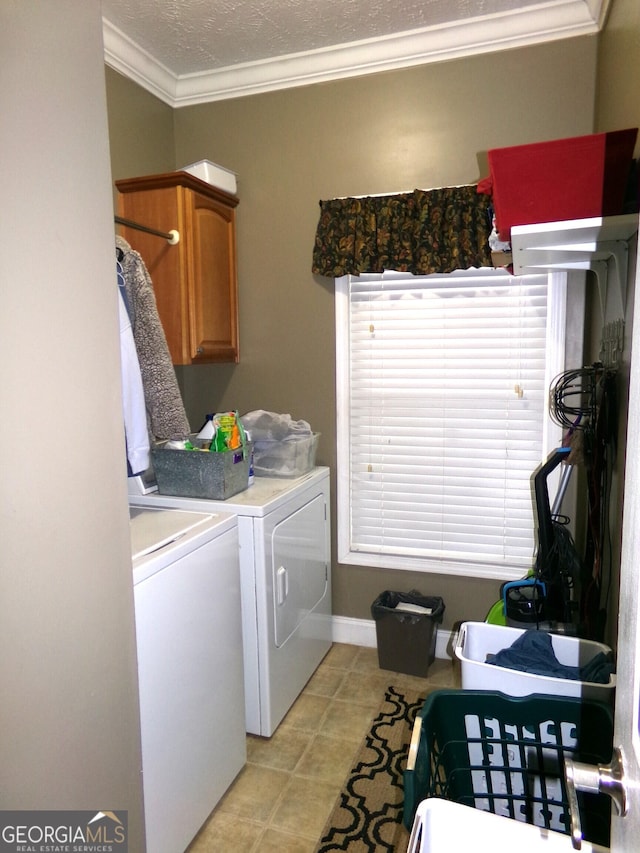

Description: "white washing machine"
130 467 332 737
130 507 246 852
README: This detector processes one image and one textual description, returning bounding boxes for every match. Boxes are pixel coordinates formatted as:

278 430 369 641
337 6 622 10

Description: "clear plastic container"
253 433 320 478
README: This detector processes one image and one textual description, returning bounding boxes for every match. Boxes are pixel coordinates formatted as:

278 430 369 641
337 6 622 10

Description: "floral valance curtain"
312 184 492 277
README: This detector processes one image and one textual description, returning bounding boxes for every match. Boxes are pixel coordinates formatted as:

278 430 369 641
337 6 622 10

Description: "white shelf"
511 214 639 319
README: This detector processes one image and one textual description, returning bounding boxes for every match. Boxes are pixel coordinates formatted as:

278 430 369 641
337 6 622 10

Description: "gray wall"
106 65 175 203
107 36 601 630
2 2 145 845
596 0 640 135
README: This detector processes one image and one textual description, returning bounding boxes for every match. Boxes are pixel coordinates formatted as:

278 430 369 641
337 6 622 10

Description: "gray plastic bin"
151 440 251 500
371 590 445 677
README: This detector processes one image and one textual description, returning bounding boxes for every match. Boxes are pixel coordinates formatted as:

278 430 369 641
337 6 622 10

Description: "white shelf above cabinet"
511 213 639 320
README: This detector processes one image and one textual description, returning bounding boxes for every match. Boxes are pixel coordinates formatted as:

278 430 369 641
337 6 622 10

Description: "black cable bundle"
549 366 598 433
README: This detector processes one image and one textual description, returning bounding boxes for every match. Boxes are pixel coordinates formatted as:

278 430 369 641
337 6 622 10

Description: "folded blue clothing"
486 629 615 683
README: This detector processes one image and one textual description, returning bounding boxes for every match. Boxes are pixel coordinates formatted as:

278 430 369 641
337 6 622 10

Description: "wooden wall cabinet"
116 171 239 364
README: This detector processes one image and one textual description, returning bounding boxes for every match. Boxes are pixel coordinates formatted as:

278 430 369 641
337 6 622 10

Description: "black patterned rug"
315 686 428 852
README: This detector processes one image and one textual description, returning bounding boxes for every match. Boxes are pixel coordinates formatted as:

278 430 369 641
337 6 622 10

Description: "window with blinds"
335 268 567 581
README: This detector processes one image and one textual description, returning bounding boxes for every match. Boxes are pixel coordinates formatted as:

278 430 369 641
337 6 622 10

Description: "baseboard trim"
331 615 454 660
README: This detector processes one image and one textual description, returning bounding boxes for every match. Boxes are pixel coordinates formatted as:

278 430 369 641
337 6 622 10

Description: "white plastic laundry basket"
454 621 615 702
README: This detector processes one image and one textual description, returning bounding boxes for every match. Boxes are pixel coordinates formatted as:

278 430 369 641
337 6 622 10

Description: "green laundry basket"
403 689 613 847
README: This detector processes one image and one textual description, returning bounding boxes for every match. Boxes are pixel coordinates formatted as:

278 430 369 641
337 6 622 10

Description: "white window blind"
336 268 566 581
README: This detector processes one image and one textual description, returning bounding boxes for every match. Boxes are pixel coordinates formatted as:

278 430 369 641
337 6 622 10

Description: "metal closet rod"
115 215 180 245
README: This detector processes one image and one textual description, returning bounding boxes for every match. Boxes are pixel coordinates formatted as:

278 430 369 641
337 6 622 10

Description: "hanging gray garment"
116 236 190 441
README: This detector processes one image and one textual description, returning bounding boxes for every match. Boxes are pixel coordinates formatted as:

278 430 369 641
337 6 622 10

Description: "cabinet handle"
196 346 204 355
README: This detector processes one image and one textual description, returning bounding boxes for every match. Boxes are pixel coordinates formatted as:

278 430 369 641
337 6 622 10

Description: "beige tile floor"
187 643 460 853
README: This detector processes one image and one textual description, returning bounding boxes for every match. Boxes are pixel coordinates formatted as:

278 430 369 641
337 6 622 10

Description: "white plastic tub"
407 799 609 853
454 621 615 703
181 159 237 194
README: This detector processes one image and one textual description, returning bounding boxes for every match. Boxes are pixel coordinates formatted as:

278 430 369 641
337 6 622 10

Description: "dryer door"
271 493 328 648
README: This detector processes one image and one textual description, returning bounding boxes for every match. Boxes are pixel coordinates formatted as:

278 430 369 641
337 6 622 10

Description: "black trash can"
371 590 445 677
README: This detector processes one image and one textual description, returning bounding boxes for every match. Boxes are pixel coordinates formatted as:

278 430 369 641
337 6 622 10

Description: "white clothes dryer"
130 467 332 736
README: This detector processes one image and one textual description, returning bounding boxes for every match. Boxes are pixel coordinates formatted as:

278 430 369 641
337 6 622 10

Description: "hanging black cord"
580 369 617 641
550 365 618 639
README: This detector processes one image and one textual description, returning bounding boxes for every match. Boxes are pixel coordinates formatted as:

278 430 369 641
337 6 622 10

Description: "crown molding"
586 0 613 29
103 18 178 106
103 0 610 108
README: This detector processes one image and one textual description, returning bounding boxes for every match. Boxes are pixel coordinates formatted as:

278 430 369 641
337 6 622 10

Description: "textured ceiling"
102 0 529 76
101 0 610 105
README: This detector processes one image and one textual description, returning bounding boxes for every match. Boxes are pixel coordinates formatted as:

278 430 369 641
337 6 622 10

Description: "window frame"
335 268 570 581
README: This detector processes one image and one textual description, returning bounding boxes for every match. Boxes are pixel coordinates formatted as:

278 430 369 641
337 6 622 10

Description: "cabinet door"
187 189 239 363
116 172 240 366
117 185 191 364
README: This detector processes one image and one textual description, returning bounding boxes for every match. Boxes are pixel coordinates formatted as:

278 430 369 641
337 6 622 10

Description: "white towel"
118 288 150 474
